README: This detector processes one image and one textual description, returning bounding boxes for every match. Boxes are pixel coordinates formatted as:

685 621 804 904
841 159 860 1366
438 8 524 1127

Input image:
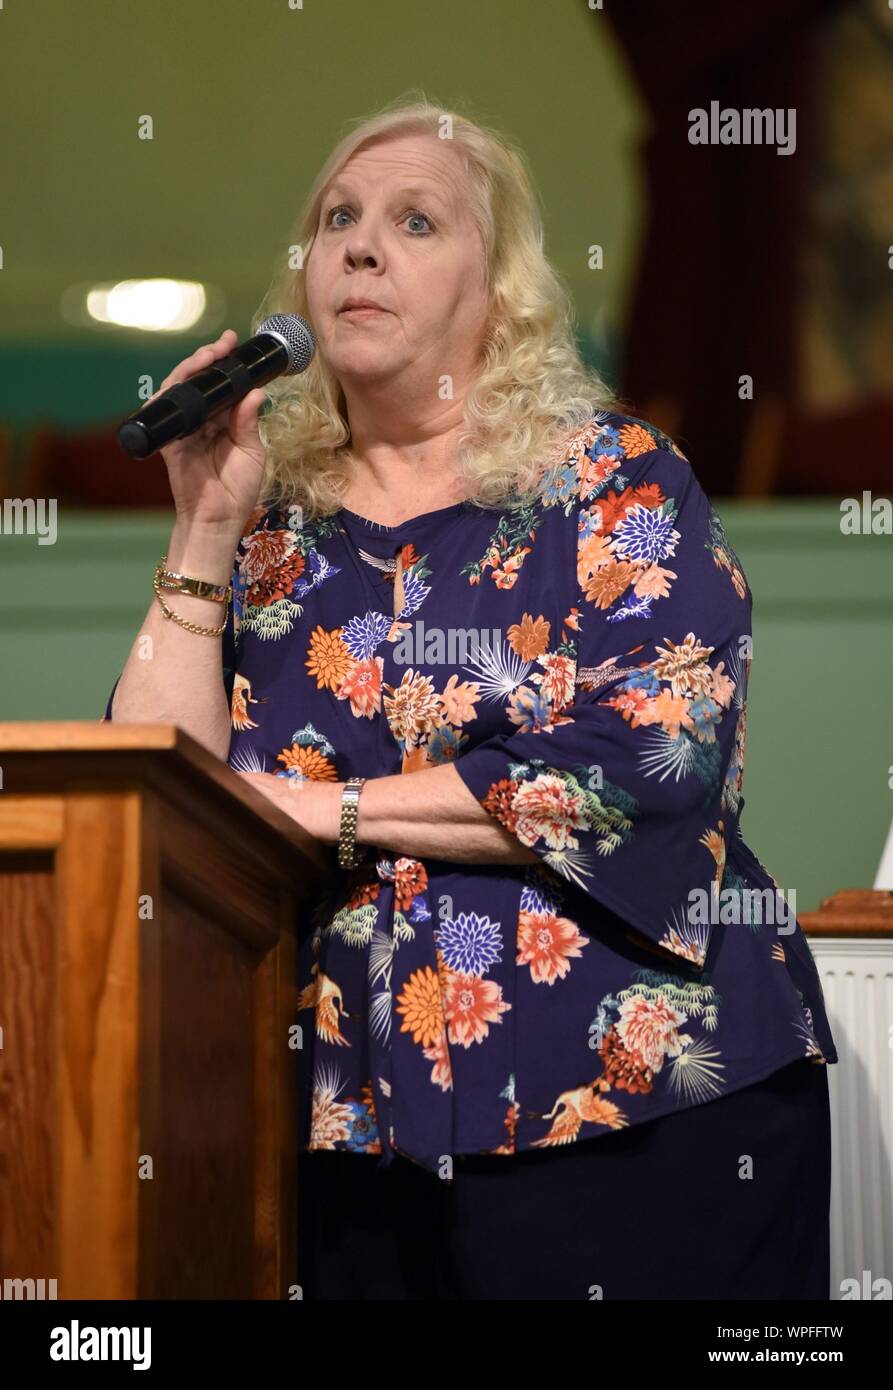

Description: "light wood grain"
0 723 327 1298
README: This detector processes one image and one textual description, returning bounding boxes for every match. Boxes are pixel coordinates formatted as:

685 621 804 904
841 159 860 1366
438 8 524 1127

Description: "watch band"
338 776 367 869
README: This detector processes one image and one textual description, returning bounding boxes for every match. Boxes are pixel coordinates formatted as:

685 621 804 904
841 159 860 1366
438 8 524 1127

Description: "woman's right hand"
154 329 269 531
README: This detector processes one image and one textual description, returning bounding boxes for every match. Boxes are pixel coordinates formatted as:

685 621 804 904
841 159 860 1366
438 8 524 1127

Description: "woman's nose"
344 243 379 269
343 223 381 269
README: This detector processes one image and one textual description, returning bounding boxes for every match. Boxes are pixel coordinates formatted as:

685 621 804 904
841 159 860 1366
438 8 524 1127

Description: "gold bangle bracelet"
152 566 230 637
156 553 232 604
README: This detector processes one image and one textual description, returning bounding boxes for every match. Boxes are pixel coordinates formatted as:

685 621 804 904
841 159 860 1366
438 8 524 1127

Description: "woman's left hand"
234 771 342 844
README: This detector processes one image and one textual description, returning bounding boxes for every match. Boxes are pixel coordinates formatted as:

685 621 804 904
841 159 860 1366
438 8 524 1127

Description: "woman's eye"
404 210 433 234
324 206 433 234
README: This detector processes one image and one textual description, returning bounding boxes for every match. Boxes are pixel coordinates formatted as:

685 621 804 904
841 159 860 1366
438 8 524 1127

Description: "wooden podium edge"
0 720 333 884
799 887 893 936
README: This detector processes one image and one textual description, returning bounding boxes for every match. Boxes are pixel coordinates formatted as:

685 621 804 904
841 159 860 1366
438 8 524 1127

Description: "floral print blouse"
103 408 838 1178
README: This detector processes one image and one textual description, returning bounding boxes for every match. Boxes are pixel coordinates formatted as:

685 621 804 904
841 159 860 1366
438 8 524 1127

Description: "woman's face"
305 133 490 396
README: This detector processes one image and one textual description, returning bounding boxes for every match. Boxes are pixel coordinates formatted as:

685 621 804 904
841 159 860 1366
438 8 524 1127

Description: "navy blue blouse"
103 409 838 1178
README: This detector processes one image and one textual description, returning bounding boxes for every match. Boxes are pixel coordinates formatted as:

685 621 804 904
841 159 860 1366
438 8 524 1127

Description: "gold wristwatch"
338 777 367 869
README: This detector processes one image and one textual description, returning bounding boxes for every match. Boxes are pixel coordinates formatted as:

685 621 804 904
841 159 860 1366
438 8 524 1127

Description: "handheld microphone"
116 314 316 459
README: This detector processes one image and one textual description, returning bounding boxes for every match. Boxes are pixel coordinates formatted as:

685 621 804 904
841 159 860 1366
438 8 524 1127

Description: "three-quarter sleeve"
452 441 751 969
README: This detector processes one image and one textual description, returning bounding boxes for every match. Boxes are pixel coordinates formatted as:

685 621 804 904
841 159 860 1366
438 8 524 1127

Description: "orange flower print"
650 633 715 697
401 743 433 774
617 422 658 459
597 1030 655 1096
345 877 380 909
439 673 480 726
597 482 664 534
615 992 692 1074
630 481 666 509
533 651 575 708
517 909 589 984
396 967 447 1048
393 856 428 912
577 532 613 585
709 661 735 709
434 947 452 997
422 1030 454 1092
507 612 551 661
583 559 638 609
306 625 353 691
309 1084 353 1149
601 685 653 727
336 656 383 718
637 688 695 739
578 452 622 500
594 490 635 534
492 549 531 589
383 670 441 745
633 564 677 600
276 743 338 781
481 778 520 833
242 527 305 607
511 773 589 851
443 972 511 1048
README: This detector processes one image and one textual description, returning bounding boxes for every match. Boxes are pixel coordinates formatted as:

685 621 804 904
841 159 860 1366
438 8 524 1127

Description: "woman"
104 99 837 1301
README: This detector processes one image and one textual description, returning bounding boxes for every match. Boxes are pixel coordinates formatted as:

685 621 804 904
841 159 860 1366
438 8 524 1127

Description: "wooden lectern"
0 723 330 1300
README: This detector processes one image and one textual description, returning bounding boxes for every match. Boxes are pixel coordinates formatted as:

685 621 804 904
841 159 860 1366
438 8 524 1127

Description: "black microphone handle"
117 334 289 459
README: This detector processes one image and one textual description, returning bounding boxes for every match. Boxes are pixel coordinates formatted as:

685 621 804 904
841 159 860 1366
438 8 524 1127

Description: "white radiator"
813 937 893 1300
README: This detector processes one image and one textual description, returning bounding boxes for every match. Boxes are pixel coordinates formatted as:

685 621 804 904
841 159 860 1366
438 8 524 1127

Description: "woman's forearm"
354 762 539 864
109 518 242 761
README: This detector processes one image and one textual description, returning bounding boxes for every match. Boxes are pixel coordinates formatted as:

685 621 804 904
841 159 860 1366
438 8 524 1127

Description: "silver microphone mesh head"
256 314 316 374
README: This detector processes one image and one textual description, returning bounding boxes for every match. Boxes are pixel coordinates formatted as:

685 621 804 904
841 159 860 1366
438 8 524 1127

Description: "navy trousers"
296 1057 831 1300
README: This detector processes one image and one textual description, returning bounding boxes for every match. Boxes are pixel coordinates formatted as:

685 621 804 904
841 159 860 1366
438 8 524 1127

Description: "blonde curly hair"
252 91 621 520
